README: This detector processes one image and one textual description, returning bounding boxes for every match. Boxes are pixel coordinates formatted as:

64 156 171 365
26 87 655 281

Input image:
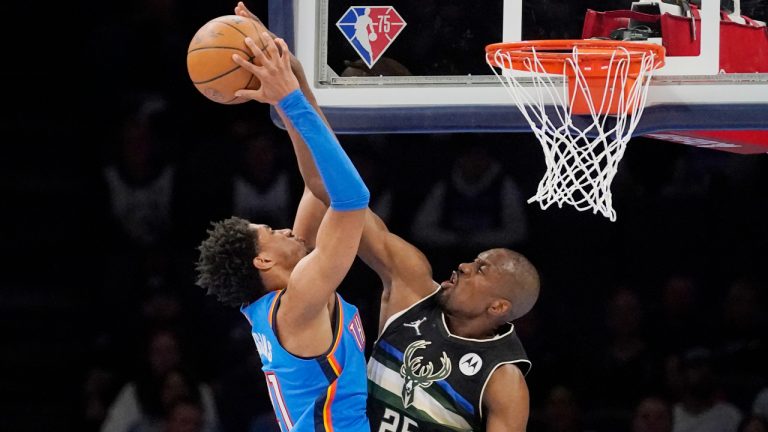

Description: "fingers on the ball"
235 89 261 100
232 54 258 74
260 32 277 55
245 37 261 56
276 39 291 67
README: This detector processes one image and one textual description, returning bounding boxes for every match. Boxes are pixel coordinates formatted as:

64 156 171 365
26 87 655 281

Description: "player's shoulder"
483 362 528 406
240 290 280 324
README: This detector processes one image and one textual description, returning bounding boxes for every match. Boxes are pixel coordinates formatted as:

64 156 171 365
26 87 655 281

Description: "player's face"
250 224 310 269
438 249 510 318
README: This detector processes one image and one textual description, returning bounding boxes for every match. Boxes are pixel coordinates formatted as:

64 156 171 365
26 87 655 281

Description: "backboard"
270 0 768 151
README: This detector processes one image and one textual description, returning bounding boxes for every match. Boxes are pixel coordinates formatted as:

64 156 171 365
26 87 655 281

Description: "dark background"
3 1 767 432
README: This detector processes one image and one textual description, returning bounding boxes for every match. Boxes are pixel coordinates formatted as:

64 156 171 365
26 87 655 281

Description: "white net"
487 44 660 221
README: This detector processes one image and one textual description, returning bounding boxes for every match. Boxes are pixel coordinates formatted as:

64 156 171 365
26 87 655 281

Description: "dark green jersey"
367 288 531 431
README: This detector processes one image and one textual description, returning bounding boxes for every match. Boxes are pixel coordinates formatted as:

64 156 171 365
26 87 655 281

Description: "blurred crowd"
4 1 768 432
63 96 768 432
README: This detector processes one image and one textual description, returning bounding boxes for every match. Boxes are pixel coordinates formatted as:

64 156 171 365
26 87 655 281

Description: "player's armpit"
286 208 365 313
291 188 326 249
483 364 530 432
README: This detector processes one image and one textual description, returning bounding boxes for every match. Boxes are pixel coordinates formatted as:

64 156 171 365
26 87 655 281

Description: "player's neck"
261 266 291 292
444 313 496 340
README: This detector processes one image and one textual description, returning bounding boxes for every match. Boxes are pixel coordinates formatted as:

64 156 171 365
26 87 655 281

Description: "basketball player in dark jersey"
230 4 540 428
232 5 540 430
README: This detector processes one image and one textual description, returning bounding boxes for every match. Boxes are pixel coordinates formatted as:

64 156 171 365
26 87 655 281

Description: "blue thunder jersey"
241 290 370 432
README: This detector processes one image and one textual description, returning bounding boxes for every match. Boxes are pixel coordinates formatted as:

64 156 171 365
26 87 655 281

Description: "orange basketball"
187 15 269 104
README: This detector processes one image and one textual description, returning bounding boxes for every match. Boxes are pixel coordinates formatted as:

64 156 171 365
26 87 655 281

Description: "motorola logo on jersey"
459 353 483 376
336 6 406 68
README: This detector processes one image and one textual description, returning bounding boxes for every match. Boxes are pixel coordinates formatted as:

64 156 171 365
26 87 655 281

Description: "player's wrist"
277 88 305 109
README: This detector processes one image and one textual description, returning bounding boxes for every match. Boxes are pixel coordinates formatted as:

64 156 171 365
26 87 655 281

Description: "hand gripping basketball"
232 33 300 105
234 1 276 39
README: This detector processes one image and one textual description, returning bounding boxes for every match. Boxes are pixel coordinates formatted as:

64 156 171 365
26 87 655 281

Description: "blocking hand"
231 33 300 105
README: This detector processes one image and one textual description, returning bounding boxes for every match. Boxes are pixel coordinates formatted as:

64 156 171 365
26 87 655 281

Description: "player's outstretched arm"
483 365 530 432
233 34 369 322
234 2 331 244
246 37 436 332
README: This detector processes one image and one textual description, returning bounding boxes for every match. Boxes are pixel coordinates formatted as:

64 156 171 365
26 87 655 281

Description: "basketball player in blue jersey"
195 32 371 432
228 5 540 429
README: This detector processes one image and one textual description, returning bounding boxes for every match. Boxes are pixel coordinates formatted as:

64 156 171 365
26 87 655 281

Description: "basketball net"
487 42 663 221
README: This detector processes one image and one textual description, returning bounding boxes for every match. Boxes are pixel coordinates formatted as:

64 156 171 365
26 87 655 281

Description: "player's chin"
436 288 451 309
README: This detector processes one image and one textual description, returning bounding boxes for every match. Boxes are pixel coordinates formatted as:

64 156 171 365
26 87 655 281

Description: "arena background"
3 1 767 431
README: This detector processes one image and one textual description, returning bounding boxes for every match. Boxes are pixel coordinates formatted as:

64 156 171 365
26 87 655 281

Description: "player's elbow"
330 184 370 211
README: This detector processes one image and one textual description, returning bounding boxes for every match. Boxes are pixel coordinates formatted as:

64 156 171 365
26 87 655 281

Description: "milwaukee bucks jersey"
367 288 531 431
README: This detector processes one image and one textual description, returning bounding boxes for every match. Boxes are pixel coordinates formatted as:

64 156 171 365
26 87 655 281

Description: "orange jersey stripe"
328 354 341 376
323 379 338 431
322 296 345 431
267 290 283 328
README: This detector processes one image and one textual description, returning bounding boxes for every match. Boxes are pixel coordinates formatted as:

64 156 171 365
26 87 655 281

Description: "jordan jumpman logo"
404 317 427 336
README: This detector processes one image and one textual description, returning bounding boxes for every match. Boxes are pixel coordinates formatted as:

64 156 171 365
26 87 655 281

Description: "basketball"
369 32 378 41
187 15 269 105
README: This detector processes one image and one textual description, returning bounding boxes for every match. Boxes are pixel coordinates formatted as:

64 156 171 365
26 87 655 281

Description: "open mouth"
440 270 458 289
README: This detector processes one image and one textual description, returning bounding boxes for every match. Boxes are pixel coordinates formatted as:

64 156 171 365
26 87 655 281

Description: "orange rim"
486 39 666 75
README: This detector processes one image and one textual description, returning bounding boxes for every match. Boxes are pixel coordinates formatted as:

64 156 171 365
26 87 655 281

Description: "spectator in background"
230 129 294 228
103 96 175 251
755 388 768 421
212 328 277 432
79 366 121 432
101 330 218 432
652 275 707 355
738 415 768 432
632 396 673 432
344 138 394 224
716 279 767 409
411 140 528 250
671 347 742 432
538 385 592 432
589 287 661 422
164 399 205 432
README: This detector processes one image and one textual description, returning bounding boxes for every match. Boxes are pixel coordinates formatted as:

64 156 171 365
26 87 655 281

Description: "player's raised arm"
238 34 436 332
232 34 369 322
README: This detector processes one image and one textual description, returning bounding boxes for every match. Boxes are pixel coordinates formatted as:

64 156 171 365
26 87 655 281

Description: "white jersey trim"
478 361 533 419
440 313 515 342
376 283 441 342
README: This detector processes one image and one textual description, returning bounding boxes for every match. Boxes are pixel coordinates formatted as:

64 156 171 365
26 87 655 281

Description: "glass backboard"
269 0 768 146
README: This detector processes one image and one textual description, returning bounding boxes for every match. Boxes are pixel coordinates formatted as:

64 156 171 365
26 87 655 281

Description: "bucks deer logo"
399 340 452 408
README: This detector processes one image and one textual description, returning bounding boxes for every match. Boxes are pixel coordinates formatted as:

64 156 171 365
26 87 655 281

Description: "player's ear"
488 299 510 317
253 254 275 270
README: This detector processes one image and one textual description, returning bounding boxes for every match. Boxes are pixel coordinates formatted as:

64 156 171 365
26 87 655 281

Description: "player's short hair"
195 217 265 307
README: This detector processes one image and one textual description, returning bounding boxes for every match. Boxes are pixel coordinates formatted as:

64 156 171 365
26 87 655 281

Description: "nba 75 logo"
336 6 406 68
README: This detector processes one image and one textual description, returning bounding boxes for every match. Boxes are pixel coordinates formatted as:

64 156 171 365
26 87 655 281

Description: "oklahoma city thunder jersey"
367 288 531 431
241 289 370 432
